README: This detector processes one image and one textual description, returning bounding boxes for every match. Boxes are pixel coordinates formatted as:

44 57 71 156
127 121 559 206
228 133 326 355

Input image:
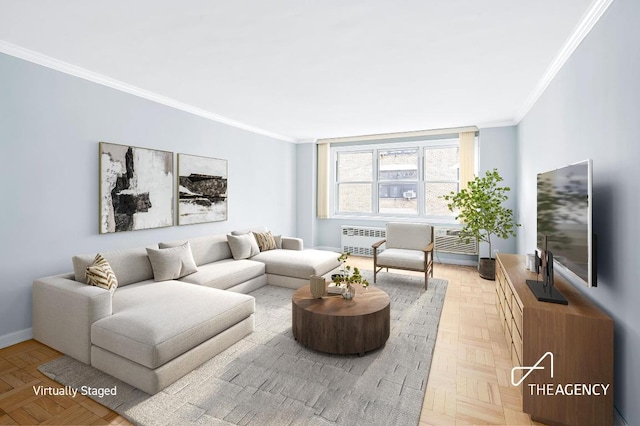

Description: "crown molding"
476 120 517 129
515 0 614 123
0 41 298 143
316 126 479 144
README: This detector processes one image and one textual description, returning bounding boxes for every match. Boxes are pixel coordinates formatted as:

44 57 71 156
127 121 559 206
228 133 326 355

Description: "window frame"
331 138 463 219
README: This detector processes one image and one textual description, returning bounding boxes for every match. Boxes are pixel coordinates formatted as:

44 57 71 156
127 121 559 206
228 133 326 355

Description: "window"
332 138 468 218
378 149 418 215
424 146 459 215
336 151 373 213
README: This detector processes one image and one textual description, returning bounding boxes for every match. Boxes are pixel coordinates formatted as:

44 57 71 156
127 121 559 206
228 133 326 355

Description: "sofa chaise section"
91 281 254 394
252 249 341 288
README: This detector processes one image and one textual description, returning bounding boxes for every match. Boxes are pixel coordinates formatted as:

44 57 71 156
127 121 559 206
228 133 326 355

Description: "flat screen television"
536 159 596 287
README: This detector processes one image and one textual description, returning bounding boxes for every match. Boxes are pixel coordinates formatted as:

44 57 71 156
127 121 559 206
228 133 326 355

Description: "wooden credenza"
495 253 614 426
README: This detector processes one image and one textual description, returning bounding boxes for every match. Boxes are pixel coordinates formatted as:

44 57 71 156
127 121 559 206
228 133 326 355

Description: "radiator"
341 226 386 257
340 225 478 257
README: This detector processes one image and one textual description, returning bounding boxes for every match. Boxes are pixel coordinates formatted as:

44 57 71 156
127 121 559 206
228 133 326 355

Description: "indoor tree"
442 168 520 279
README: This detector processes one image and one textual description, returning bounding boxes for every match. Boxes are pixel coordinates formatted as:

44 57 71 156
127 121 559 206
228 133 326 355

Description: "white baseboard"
0 328 33 349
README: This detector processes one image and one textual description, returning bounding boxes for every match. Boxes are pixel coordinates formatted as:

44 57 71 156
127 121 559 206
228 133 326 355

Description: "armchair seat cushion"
376 248 425 270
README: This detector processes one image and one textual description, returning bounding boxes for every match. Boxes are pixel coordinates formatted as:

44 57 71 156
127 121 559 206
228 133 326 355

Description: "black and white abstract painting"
178 154 228 225
100 142 173 233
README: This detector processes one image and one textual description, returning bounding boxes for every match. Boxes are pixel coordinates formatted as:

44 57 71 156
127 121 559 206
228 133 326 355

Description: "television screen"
536 160 595 287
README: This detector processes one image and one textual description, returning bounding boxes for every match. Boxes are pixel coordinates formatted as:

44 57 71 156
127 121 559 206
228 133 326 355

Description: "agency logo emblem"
511 351 611 397
511 351 553 387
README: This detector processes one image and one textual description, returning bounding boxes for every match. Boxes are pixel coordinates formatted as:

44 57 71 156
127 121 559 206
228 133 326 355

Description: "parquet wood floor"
351 257 543 425
0 340 130 425
1 258 541 425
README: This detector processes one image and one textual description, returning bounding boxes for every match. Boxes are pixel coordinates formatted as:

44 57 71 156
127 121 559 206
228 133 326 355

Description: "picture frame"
177 153 228 225
99 142 174 233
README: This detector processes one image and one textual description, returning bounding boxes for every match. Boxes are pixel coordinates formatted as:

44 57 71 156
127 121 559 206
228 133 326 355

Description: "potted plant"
331 252 369 299
442 169 520 280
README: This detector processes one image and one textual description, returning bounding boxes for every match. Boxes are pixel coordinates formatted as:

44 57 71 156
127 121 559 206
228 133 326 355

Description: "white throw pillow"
227 234 255 260
229 231 260 257
146 242 198 281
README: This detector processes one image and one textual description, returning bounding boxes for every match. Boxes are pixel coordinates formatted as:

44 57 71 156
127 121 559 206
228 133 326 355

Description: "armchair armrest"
33 273 112 364
372 239 386 250
422 242 434 253
282 237 303 251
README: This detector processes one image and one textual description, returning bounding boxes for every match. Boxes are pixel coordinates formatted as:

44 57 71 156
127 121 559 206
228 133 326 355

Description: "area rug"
39 271 447 426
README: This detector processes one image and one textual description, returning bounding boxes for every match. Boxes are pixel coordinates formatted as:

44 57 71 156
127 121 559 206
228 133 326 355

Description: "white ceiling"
0 0 605 142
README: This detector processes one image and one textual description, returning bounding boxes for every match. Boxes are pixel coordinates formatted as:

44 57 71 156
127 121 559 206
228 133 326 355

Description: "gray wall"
516 0 639 422
295 143 316 247
478 126 518 258
0 53 297 343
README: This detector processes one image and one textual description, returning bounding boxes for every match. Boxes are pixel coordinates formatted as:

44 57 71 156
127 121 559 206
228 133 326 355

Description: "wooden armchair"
372 222 434 289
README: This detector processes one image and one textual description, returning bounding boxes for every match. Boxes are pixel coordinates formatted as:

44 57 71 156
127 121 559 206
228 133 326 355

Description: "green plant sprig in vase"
332 252 369 299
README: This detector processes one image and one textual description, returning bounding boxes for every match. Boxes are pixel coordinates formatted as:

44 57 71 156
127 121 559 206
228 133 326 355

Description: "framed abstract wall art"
99 142 174 233
178 154 228 225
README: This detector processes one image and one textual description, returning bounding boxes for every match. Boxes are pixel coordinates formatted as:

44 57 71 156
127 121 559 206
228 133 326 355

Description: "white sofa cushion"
376 248 425 270
91 281 255 370
73 247 155 287
179 259 265 290
160 234 232 266
251 249 340 280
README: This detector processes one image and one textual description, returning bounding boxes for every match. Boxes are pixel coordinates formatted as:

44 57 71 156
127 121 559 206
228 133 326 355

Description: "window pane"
425 182 458 215
379 149 418 180
379 183 417 214
338 183 372 213
425 147 459 181
337 152 372 181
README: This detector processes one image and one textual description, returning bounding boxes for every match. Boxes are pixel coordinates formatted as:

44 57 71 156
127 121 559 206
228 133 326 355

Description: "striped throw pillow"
85 254 118 294
253 231 277 252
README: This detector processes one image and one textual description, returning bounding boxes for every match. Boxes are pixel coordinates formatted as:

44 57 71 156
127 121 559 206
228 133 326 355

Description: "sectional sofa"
32 228 341 394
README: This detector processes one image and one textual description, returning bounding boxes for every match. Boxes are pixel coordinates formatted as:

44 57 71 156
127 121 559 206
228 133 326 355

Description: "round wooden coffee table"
292 285 390 355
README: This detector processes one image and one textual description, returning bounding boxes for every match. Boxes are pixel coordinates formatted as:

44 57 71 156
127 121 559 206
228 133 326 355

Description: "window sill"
324 215 460 226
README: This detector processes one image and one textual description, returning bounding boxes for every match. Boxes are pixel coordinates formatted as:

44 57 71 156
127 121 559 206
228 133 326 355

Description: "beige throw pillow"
85 254 118 294
146 242 198 281
253 231 277 252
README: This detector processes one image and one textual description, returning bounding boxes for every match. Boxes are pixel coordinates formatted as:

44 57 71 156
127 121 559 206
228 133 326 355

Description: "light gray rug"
39 271 447 426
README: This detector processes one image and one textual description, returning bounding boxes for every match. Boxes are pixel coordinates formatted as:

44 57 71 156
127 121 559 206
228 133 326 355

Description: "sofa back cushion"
73 247 155 287
161 234 232 266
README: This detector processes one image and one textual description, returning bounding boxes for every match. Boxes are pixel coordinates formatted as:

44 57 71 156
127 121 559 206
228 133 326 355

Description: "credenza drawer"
512 320 523 364
512 303 523 336
505 284 513 311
